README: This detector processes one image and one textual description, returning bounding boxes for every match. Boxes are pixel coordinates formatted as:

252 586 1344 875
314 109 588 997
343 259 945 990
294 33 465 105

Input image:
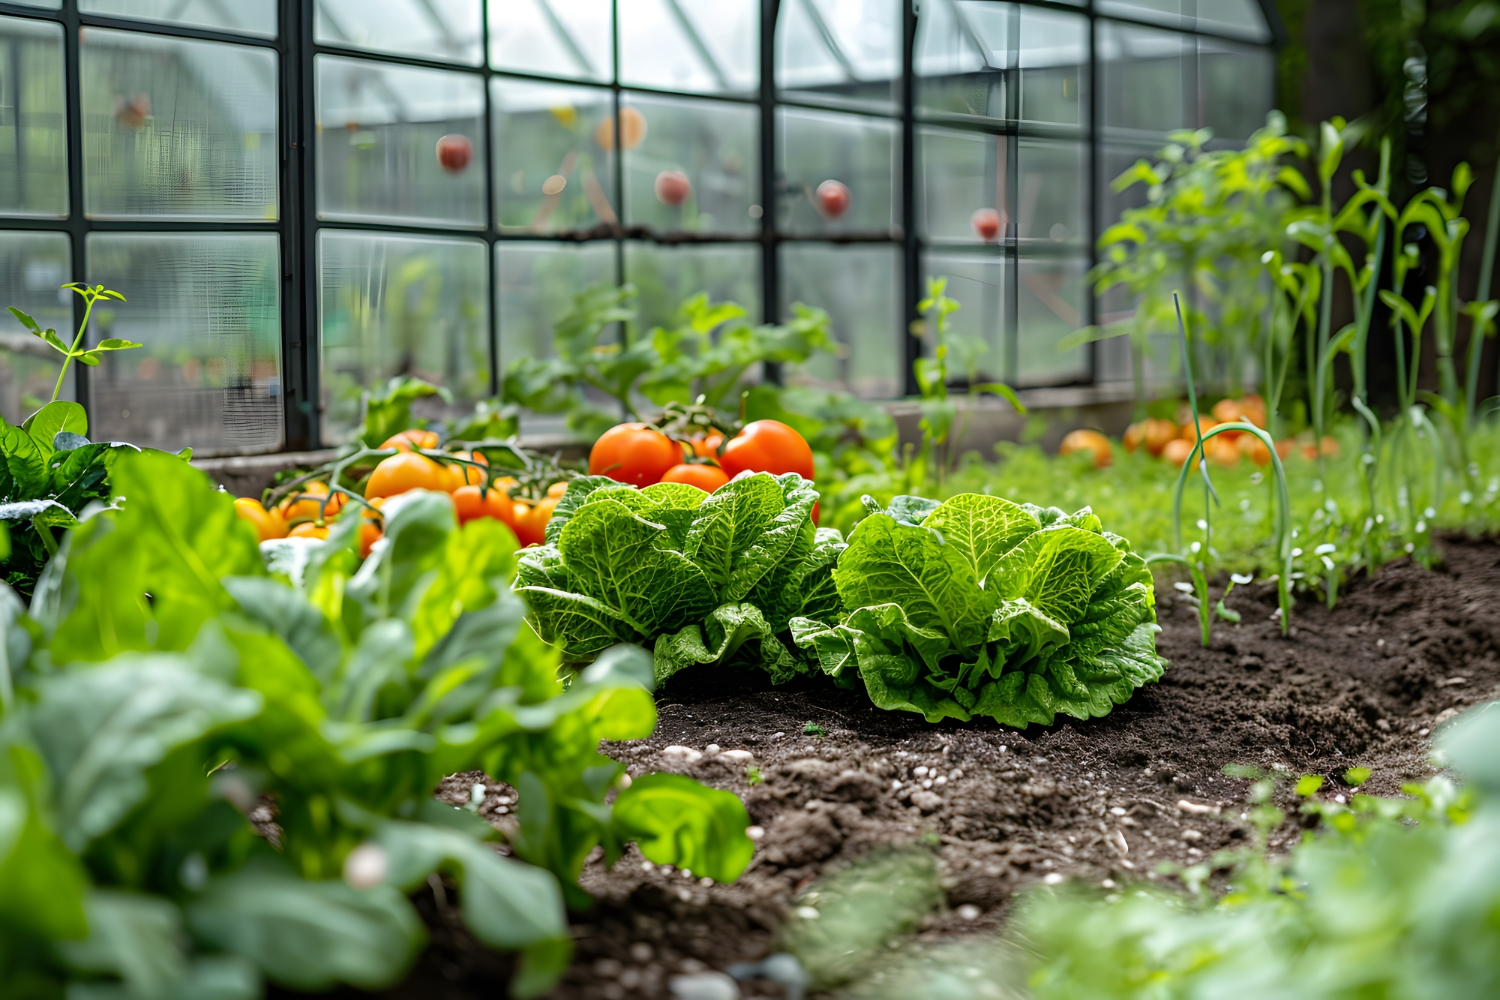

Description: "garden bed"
285 534 1500 1000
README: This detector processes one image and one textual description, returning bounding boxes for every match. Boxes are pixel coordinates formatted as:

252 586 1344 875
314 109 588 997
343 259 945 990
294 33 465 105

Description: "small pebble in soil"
342 843 387 890
669 971 739 1000
594 958 623 977
705 744 720 754
772 731 785 738
746 825 765 840
914 766 929 777
949 769 963 779
642 861 655 872
1101 879 1117 889
796 906 820 919
891 779 903 790
1044 873 1064 885
1182 829 1203 841
720 749 754 763
955 904 982 921
630 942 655 962
1109 806 1127 816
934 776 947 786
662 745 703 762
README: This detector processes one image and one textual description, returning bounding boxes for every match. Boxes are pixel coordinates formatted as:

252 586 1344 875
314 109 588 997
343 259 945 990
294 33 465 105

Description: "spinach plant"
1 452 752 998
516 472 843 686
792 494 1166 726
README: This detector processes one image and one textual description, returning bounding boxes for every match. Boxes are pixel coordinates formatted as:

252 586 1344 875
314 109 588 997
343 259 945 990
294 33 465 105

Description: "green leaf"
223 576 344 683
654 602 802 687
1296 775 1325 797
609 773 753 883
7 306 41 334
90 338 144 352
1343 767 1371 787
923 494 1041 589
543 475 632 546
1 423 50 499
358 376 447 449
27 657 262 850
410 517 517 661
56 891 189 997
186 858 424 992
375 821 570 951
23 400 87 460
0 750 90 941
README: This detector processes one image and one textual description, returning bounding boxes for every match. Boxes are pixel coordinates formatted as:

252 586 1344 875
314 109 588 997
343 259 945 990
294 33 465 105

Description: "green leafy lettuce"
791 494 1166 726
517 472 844 686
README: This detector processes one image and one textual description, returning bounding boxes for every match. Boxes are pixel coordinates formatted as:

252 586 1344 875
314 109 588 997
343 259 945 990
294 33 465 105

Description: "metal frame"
0 0 1276 454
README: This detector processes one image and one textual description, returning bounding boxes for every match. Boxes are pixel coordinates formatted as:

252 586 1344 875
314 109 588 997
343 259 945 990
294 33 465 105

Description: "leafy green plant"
502 283 836 437
792 493 1166 726
1 451 752 998
516 472 843 686
7 283 141 404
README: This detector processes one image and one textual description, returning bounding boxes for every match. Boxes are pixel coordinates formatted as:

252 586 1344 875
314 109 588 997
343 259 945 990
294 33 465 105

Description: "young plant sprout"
7 283 141 403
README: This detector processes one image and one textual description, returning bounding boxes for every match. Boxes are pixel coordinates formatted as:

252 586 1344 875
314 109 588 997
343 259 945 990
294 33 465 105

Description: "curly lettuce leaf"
655 603 801 686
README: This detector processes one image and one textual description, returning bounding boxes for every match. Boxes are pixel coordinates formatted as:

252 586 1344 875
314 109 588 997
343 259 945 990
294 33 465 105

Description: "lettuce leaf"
792 493 1165 726
519 473 836 683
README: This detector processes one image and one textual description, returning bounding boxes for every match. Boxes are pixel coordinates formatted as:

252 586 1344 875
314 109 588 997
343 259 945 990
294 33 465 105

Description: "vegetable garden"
4 114 1500 1000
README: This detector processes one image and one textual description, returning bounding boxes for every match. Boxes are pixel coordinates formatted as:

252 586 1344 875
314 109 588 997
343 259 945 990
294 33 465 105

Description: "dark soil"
292 536 1500 1000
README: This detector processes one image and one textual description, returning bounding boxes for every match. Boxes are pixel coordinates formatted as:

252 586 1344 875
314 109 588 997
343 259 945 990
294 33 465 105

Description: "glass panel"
1197 0 1272 40
80 0 278 38
1098 20 1190 138
924 251 1008 382
316 55 486 228
86 233 282 454
1096 0 1184 30
1017 139 1085 247
619 0 757 96
776 0 900 112
1018 255 1088 385
319 231 489 443
914 0 1010 119
624 242 760 333
496 242 616 369
777 107 898 236
81 29 278 220
492 79 616 235
0 16 67 218
1199 38 1274 141
488 0 613 83
780 244 901 398
0 231 70 424
919 125 1006 244
316 0 482 65
1097 140 1156 233
621 93 759 235
7 2 62 10
1018 7 1086 126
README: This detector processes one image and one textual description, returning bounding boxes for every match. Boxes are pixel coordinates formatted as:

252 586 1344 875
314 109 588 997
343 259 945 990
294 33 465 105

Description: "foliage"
8 284 141 405
501 284 836 438
0 402 171 598
837 700 1500 1000
0 452 751 997
516 472 842 686
792 493 1165 726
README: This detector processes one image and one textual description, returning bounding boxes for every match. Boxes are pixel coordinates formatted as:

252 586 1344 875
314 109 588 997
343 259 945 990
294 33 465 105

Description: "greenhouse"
2 2 1500 1000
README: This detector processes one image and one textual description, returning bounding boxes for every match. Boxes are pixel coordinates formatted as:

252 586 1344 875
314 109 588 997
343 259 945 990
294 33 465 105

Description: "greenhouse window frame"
0 0 1279 454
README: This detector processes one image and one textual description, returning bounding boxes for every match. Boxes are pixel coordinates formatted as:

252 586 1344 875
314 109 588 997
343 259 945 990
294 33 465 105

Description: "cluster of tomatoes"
233 418 820 556
1060 394 1339 471
233 429 569 554
587 418 817 513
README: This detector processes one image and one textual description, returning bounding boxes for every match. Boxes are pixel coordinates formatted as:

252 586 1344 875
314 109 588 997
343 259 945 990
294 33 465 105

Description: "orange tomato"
589 423 682 487
690 432 724 460
444 451 489 491
1205 434 1241 468
1180 416 1218 441
1210 398 1244 426
1301 436 1340 460
1144 418 1179 456
547 481 569 498
288 522 330 540
1237 394 1267 429
514 496 558 547
234 497 288 541
381 428 439 452
366 451 447 500
1237 433 1272 466
718 420 816 482
358 520 382 558
1275 439 1295 460
1162 437 1195 467
660 463 729 492
279 481 344 524
1058 429 1112 468
452 484 519 530
1123 422 1146 453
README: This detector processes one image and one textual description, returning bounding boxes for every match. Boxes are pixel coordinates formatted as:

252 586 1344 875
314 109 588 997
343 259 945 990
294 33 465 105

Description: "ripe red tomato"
689 431 724 459
655 169 691 206
436 134 472 173
816 179 850 218
660 463 729 492
718 420 815 483
589 423 682 487
971 207 1002 241
513 496 558 547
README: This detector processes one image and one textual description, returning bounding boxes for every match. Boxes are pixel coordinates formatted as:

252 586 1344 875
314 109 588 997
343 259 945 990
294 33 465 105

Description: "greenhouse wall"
0 0 1276 456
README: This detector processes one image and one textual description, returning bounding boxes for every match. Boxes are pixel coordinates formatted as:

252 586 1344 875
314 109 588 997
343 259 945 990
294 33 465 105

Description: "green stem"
52 292 97 403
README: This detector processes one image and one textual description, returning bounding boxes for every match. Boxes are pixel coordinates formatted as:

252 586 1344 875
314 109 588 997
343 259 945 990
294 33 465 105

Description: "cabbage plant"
792 494 1166 726
517 472 843 685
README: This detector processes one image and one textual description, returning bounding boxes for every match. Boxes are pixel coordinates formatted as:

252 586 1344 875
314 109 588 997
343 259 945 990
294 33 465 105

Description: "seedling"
803 721 827 738
7 283 141 403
